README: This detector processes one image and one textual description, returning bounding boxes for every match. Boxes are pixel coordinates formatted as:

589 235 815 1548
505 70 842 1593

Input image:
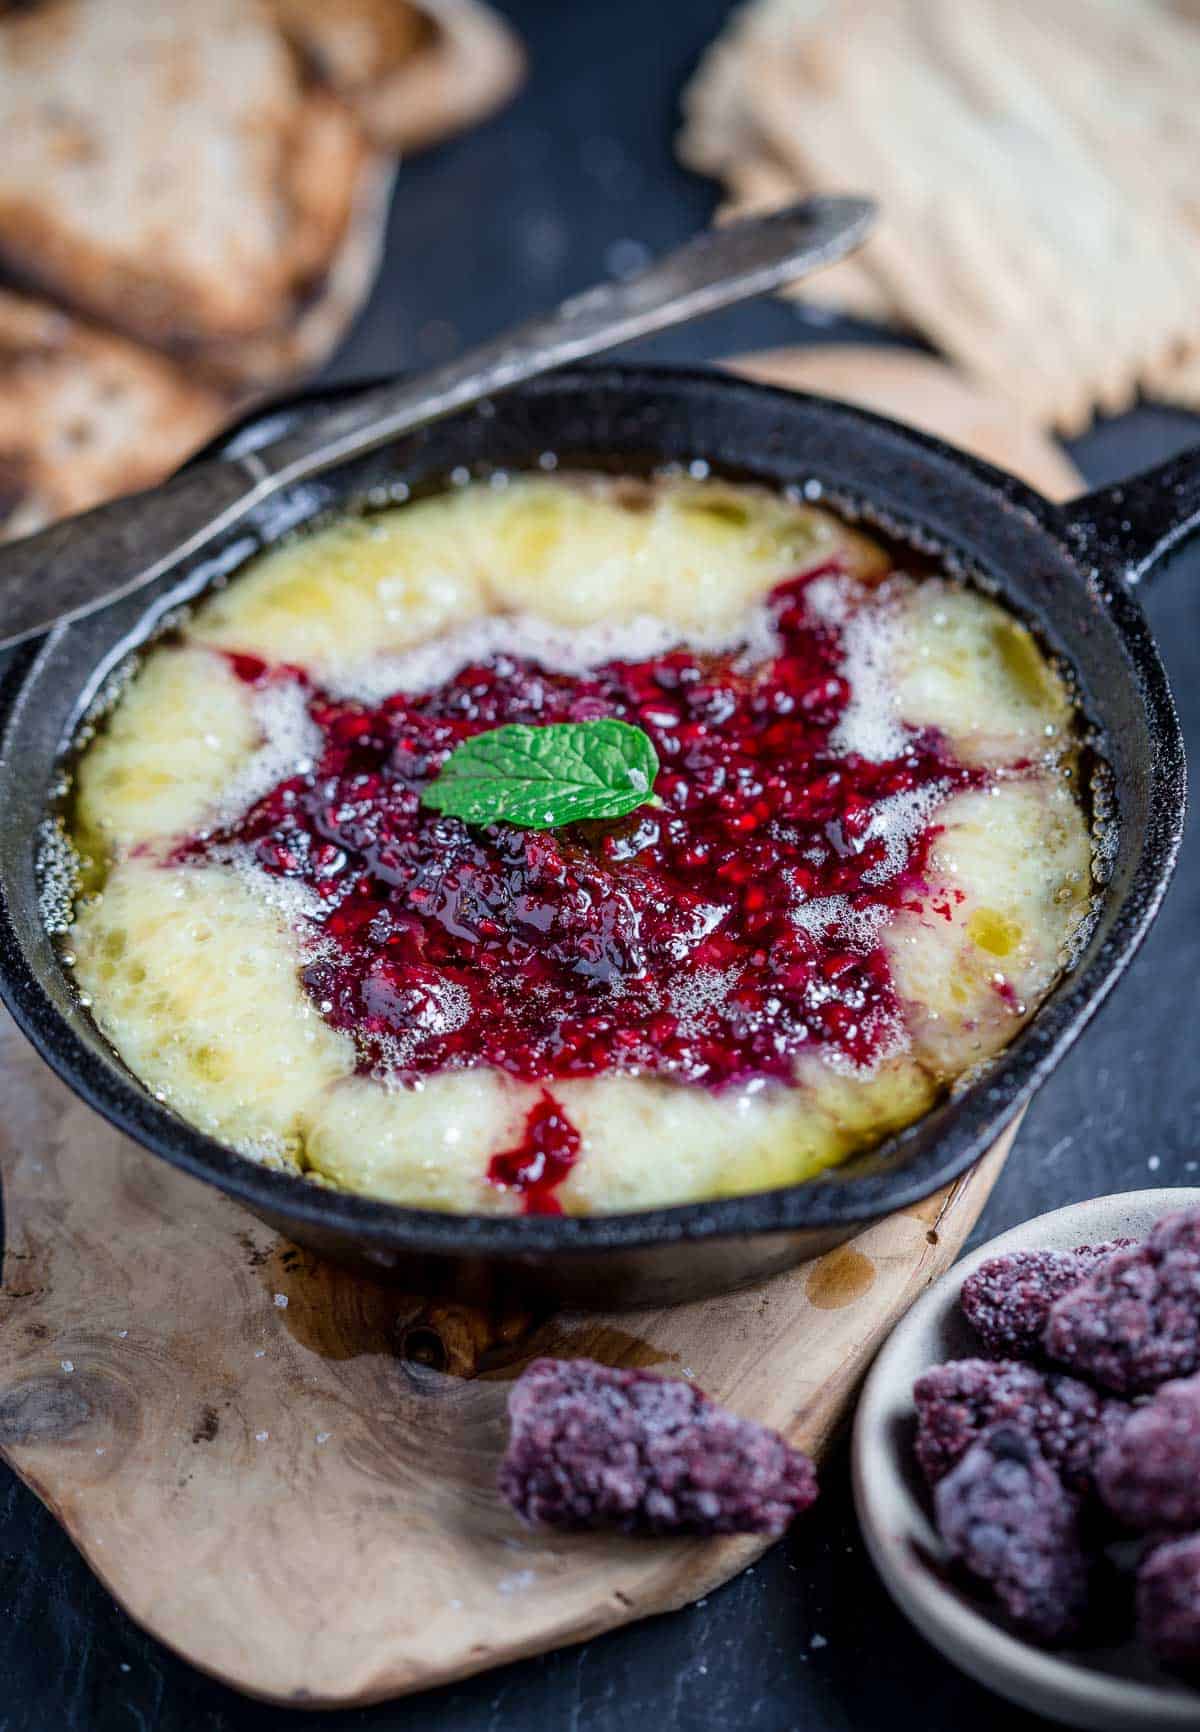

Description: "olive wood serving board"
0 347 1078 1706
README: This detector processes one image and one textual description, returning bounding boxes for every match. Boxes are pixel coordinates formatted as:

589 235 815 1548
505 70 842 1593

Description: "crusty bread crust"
272 0 524 152
272 0 432 88
0 0 384 383
0 289 229 540
216 149 396 390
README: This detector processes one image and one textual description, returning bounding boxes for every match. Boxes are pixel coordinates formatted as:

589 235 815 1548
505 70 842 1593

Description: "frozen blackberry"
1097 1373 1200 1532
960 1242 1131 1356
498 1357 817 1537
1044 1208 1200 1395
913 1357 1123 1493
934 1425 1091 1644
1138 1533 1200 1669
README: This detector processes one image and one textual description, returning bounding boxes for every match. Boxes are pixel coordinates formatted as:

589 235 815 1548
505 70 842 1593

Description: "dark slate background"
2 2 1197 1727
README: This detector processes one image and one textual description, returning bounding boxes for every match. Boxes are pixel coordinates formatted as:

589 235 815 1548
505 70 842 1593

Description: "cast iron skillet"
0 366 1193 1308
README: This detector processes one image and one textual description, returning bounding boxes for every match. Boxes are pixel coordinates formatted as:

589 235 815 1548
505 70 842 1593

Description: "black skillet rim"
0 364 1186 1256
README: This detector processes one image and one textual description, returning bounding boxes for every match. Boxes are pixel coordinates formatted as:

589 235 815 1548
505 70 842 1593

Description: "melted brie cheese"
884 777 1092 1077
73 646 258 868
63 474 1095 1214
71 861 355 1163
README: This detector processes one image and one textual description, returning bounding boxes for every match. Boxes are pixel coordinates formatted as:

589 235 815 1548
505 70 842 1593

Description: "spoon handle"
0 461 265 651
0 196 875 650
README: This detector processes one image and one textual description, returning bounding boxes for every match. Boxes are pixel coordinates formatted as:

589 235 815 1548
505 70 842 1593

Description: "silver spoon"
0 195 875 650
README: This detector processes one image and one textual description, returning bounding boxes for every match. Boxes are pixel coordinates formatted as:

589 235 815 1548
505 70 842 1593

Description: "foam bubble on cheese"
209 680 321 830
324 607 781 703
38 817 81 935
860 783 951 887
668 965 740 1035
804 572 850 626
790 892 892 953
227 844 328 927
821 1002 910 1077
830 602 907 761
372 977 473 1082
806 570 909 761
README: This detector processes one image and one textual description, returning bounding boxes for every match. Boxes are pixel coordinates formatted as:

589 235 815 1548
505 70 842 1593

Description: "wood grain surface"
0 348 1078 1706
0 1013 1015 1706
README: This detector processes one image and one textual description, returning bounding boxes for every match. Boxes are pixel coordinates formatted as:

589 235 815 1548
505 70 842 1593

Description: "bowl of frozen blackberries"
853 1189 1200 1731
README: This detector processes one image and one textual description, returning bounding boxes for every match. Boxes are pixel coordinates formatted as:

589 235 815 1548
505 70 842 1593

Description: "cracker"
682 0 1200 430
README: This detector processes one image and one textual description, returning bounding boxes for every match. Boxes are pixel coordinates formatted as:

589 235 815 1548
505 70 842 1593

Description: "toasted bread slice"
207 146 396 390
0 0 388 387
271 0 523 151
0 289 229 541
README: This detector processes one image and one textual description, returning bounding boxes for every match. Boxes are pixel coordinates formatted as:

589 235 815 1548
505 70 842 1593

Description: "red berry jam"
488 1092 581 1214
182 565 977 1100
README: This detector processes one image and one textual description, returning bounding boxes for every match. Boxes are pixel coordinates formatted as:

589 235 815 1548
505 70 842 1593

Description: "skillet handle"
1062 446 1200 588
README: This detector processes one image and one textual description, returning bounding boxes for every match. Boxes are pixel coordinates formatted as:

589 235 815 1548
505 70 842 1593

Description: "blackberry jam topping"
182 567 978 1095
487 1092 580 1215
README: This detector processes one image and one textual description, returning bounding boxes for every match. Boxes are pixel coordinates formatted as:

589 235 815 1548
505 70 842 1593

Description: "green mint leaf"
420 719 660 830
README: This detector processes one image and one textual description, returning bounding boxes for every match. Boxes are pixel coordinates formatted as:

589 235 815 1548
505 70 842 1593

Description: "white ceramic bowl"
853 1188 1200 1731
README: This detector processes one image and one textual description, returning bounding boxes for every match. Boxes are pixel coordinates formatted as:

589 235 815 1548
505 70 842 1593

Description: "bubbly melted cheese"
65 474 1095 1214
